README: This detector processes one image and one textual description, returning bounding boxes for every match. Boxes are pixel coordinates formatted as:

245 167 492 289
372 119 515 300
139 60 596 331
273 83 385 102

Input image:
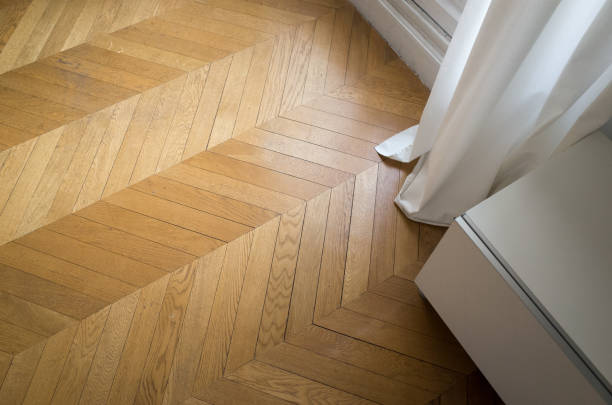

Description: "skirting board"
350 0 450 88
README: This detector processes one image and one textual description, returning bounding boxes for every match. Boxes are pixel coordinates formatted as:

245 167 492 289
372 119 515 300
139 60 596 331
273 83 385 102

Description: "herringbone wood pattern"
0 1 502 404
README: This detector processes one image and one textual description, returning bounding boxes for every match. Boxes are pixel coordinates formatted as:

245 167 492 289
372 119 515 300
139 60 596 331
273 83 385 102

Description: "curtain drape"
376 0 612 226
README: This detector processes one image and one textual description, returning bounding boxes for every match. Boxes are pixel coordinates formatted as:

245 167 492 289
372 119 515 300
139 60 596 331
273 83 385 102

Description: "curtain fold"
377 0 612 225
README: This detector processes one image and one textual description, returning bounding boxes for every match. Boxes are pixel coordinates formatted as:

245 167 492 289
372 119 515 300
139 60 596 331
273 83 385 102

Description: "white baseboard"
350 0 450 89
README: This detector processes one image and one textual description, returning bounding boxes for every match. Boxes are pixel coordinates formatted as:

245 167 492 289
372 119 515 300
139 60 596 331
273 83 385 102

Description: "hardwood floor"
0 0 502 403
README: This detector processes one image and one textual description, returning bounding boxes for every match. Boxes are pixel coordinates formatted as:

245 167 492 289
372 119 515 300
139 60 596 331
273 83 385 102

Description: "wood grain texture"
0 2 500 403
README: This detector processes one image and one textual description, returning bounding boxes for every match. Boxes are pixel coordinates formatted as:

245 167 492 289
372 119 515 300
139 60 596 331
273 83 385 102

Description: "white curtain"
376 0 612 226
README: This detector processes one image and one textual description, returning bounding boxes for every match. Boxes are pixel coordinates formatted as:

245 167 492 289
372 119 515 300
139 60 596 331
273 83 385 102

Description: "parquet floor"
0 0 502 404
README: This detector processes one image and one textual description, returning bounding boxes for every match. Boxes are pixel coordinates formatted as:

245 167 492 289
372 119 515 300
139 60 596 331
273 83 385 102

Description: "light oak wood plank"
318 308 475 374
162 247 226 405
182 57 231 159
194 232 253 391
233 40 274 137
195 377 292 405
161 163 303 214
237 127 374 174
135 264 196 405
369 161 400 287
0 349 12 389
22 325 77 405
0 339 45 404
226 218 280 372
314 178 354 319
345 11 369 85
0 122 33 148
18 228 166 288
187 152 328 200
306 94 416 132
0 85 85 123
0 139 36 213
282 105 393 144
260 116 380 161
342 165 377 303
157 67 209 172
0 101 60 136
258 343 437 405
79 291 140 405
206 0 315 25
329 85 425 119
208 47 253 148
228 360 376 404
0 263 108 320
78 201 224 257
324 4 353 92
370 276 429 309
285 190 330 335
107 276 169 405
0 291 76 337
256 204 305 353
106 188 250 243
279 20 315 113
287 325 461 394
303 12 334 102
0 319 45 354
47 215 195 271
37 0 86 59
211 139 352 188
354 73 429 105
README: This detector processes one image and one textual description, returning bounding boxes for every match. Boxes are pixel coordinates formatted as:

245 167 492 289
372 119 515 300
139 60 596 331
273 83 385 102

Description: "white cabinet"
416 133 612 404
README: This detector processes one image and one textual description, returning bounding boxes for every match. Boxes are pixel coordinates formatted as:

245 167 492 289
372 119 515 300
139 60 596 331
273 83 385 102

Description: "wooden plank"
228 360 376 404
419 223 446 263
0 102 60 136
285 190 330 335
187 152 327 200
106 188 250 243
21 326 77 405
37 0 87 59
90 33 205 72
441 375 467 405
279 20 315 113
18 228 165 288
324 4 354 92
282 105 393 144
206 0 315 25
47 215 195 271
306 95 416 132
0 340 45 404
47 107 114 221
370 276 429 309
50 306 111 405
344 292 457 343
256 204 305 353
16 118 86 235
132 175 277 228
0 242 136 304
369 160 400 287
314 178 354 318
256 28 294 125
0 290 76 337
0 85 85 123
182 57 231 159
135 264 196 405
161 163 302 214
226 218 280 372
0 350 11 388
232 40 274 137
77 201 224 257
303 12 334 102
236 127 374 175
329 85 425 119
211 139 352 188
74 96 139 211
0 319 45 354
354 73 429 105
161 247 227 405
0 139 36 214
260 116 380 161
130 75 186 184
287 325 460 394
102 87 161 197
342 165 377 303
345 11 369 85
258 343 436 405
208 47 253 148
0 262 108 320
195 377 292 405
107 276 169 405
194 232 253 391
0 122 33 148
157 67 209 172
395 165 421 280
317 308 475 374
79 292 140 405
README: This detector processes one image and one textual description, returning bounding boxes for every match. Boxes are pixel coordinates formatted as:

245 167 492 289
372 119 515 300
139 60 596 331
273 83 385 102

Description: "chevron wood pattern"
0 0 503 404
